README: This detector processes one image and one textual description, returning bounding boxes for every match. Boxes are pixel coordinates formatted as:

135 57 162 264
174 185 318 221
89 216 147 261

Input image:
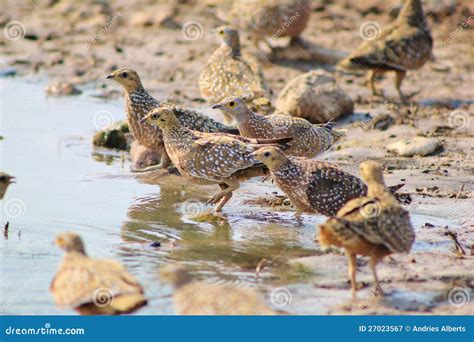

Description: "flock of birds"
47 0 433 315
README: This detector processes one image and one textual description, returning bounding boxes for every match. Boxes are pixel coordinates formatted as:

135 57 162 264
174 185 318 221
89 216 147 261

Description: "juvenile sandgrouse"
107 68 238 171
213 97 345 158
143 108 291 212
198 26 272 118
160 264 276 315
50 232 147 315
337 0 432 102
318 161 415 298
250 147 367 216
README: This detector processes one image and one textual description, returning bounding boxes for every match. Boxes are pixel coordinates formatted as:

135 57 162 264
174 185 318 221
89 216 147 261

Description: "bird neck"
123 81 146 94
270 154 292 171
221 38 241 58
397 0 426 27
235 108 260 124
162 123 187 138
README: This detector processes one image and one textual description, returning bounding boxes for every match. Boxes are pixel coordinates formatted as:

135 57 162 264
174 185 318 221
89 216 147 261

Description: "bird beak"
9 176 16 183
106 74 114 79
212 104 221 109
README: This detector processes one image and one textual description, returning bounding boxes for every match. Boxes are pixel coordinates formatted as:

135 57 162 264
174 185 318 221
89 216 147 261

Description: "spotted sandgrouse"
107 68 238 171
337 0 432 102
160 264 276 315
143 108 291 212
318 161 415 298
213 97 345 158
198 26 272 118
250 147 367 216
50 232 147 315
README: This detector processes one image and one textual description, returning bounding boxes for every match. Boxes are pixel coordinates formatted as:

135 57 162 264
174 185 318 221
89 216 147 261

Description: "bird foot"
206 193 225 206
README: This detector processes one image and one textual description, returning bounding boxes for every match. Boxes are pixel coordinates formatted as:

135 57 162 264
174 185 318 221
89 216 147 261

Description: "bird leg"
394 70 407 103
132 148 172 173
348 253 358 300
367 69 383 96
369 256 385 296
207 178 240 212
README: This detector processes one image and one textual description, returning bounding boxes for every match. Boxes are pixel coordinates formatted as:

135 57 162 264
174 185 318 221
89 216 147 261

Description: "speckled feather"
199 27 271 113
231 0 310 39
217 98 345 157
271 157 367 216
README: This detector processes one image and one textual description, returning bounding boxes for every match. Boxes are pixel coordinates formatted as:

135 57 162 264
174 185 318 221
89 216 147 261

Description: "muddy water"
0 78 460 315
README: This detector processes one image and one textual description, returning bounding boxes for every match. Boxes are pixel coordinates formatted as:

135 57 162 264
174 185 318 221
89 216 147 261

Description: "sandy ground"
1 0 473 314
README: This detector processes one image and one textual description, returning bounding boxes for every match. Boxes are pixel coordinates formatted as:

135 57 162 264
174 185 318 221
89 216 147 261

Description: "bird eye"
219 30 224 35
263 152 271 157
152 114 158 120
121 72 128 78
229 101 235 107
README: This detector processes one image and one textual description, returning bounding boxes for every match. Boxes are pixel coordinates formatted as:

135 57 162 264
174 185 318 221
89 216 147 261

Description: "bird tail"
314 121 346 150
317 217 349 248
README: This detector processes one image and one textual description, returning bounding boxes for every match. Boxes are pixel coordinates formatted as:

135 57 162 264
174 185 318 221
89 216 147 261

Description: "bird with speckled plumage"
250 147 367 216
213 97 345 158
231 0 310 49
50 232 147 315
106 68 238 172
337 0 432 102
143 108 291 212
318 161 415 298
160 264 276 315
199 26 272 119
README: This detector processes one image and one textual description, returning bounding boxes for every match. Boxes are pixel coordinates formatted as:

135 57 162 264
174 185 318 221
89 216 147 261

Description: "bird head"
250 147 287 169
0 173 15 184
142 108 179 129
55 232 86 254
212 96 249 119
214 25 240 51
359 161 384 185
106 68 142 92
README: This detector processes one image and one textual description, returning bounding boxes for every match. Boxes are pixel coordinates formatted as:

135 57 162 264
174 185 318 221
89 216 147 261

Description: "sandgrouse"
143 108 291 212
231 0 310 49
250 147 367 216
337 0 432 102
199 26 272 118
213 97 345 158
318 161 415 298
107 68 238 171
50 232 147 315
160 264 276 315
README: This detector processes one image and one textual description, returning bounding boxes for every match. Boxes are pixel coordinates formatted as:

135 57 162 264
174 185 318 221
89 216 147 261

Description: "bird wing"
335 198 415 253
